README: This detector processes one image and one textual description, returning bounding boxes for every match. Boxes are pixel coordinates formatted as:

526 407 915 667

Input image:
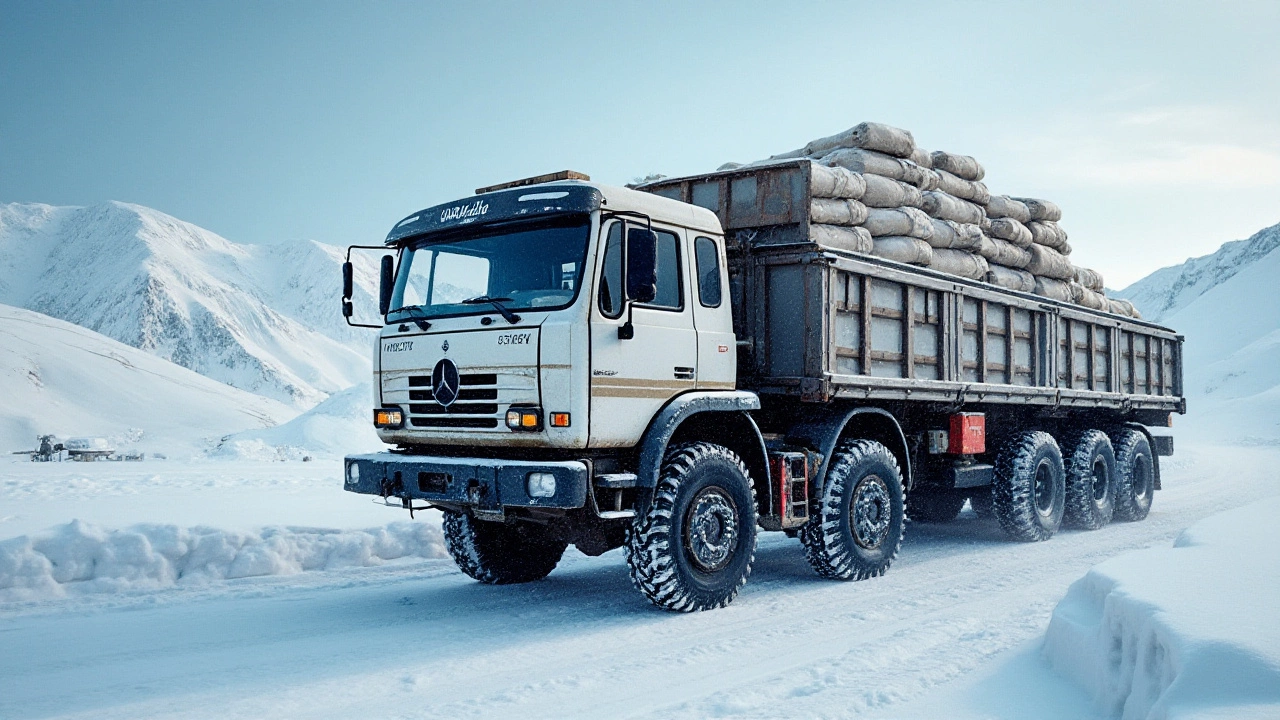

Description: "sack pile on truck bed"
732 121 1140 319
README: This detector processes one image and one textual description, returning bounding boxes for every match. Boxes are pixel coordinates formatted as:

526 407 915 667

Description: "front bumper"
343 452 589 513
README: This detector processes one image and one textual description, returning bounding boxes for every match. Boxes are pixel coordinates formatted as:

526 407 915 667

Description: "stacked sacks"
805 163 873 254
732 122 1143 318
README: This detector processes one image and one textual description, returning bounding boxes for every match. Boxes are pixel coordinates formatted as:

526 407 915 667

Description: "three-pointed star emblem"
431 358 461 407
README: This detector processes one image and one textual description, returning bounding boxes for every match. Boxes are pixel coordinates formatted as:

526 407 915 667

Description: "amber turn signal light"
549 412 571 428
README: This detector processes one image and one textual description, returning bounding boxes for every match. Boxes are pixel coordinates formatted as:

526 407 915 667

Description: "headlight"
346 462 360 484
505 407 542 431
374 408 404 428
526 472 556 498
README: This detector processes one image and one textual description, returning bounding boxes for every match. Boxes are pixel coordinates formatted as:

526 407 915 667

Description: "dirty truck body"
342 166 1183 611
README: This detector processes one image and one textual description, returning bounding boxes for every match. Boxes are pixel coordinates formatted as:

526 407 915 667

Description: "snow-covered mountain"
1115 222 1280 323
0 202 382 407
0 304 296 455
1116 222 1280 442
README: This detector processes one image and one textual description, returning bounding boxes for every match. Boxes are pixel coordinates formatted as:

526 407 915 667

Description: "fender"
636 391 764 490
787 407 913 492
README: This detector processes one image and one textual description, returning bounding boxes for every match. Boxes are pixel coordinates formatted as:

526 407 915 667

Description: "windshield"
388 216 591 322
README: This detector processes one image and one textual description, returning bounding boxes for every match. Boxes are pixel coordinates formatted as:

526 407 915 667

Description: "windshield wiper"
462 295 521 324
386 305 431 331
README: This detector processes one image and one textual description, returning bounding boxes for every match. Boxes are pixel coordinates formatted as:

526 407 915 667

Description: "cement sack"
1025 244 1074 280
933 169 991 205
1013 197 1063 222
985 195 1032 223
809 163 867 200
909 146 933 168
805 122 917 159
872 236 933 265
986 264 1036 292
988 217 1033 248
1107 298 1142 319
1034 276 1073 302
1027 220 1070 252
1071 282 1109 311
979 215 993 234
929 248 989 280
809 198 870 226
921 191 985 225
820 148 933 188
862 206 934 240
978 235 1032 269
927 218 984 250
861 174 923 208
810 224 873 254
930 150 985 181
1073 266 1104 292
914 168 941 191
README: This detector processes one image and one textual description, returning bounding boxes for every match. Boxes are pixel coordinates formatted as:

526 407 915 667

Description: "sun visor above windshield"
385 185 603 245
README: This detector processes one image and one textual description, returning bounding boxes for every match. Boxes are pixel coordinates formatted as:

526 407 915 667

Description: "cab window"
694 236 722 307
644 229 683 310
598 222 624 317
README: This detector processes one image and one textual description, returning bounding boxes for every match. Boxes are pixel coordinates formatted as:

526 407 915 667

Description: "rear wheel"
442 511 567 584
906 489 966 523
1111 429 1155 522
800 440 905 580
1063 430 1116 530
993 431 1065 542
626 442 757 612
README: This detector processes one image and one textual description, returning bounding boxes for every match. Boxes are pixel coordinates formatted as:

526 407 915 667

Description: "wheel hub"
1034 459 1056 515
685 488 738 572
852 475 892 549
1091 457 1109 503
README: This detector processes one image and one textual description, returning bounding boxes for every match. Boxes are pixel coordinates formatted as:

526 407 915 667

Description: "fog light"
527 472 556 498
346 462 360 484
374 408 404 428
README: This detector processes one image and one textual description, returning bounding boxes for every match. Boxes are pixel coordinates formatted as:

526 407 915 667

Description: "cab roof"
385 179 723 245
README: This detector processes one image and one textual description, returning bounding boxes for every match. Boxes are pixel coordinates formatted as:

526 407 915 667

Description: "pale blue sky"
2 0 1277 286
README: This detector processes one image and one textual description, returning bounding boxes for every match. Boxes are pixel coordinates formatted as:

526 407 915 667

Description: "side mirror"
341 262 355 317
626 228 658 304
378 255 395 316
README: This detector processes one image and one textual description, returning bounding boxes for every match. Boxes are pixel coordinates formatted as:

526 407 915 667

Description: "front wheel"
626 442 758 612
442 512 567 584
800 440 905 581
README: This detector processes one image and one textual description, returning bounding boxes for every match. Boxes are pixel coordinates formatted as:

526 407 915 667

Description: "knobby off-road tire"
626 442 758 612
969 488 995 519
1111 429 1155 522
1063 430 1117 530
442 511 567 584
993 431 1065 542
800 440 905 581
906 490 966 524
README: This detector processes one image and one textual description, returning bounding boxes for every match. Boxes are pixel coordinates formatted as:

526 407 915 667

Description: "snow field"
0 519 446 603
1043 496 1280 720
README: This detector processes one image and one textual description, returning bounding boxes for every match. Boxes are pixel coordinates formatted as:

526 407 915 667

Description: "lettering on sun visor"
440 200 489 223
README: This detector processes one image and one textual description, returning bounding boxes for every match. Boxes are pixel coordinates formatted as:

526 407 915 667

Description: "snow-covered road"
2 444 1276 720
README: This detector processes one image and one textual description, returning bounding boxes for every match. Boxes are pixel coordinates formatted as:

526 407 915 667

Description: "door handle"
674 366 696 380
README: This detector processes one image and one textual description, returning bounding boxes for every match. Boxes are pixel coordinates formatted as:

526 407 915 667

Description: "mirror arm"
618 302 635 340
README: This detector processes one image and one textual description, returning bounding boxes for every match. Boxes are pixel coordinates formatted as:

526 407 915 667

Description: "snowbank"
1043 496 1280 720
210 383 385 460
0 519 446 602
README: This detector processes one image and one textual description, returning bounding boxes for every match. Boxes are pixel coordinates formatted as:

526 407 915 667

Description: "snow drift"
1043 496 1280 720
0 201 379 408
0 519 447 602
210 382 385 460
0 303 295 454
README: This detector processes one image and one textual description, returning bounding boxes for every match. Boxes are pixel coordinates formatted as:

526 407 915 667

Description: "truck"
340 164 1184 612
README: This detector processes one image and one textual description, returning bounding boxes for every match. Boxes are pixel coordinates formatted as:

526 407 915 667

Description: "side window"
694 236 722 307
645 229 683 309
598 221 624 317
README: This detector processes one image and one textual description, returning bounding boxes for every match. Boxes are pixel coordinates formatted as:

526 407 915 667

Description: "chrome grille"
403 373 501 429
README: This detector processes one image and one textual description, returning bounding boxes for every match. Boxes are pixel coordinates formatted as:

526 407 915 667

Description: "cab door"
589 219 698 446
